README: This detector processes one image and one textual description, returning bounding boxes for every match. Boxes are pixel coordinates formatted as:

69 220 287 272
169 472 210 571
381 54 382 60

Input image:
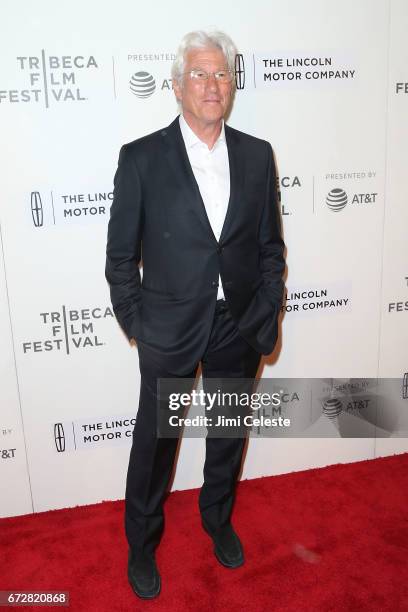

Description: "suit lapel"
162 116 244 244
220 124 244 243
163 117 217 241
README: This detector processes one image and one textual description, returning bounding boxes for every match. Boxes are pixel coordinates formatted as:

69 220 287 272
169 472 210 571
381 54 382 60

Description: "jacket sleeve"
258 142 285 308
105 144 143 341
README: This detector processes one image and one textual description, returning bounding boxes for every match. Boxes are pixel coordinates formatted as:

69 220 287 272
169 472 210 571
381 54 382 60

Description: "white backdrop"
0 0 407 518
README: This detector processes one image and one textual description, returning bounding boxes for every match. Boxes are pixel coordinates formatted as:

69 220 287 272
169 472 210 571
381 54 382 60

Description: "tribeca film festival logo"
30 190 112 227
22 306 114 355
324 170 378 212
53 416 137 452
388 276 408 314
0 52 98 108
396 82 408 94
278 175 301 216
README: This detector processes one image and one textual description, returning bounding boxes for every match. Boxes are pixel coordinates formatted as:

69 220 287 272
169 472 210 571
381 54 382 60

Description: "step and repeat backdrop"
1 0 407 517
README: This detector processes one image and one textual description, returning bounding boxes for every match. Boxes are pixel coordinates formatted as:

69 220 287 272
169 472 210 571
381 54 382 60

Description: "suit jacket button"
211 281 218 288
217 246 223 254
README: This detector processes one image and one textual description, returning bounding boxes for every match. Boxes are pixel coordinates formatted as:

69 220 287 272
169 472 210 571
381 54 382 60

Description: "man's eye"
216 71 227 78
193 70 207 79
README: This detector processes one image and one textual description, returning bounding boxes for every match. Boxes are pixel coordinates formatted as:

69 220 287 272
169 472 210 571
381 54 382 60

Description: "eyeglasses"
180 68 235 83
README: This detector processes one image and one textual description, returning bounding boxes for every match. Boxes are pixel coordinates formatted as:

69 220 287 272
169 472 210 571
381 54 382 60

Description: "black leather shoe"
202 522 244 568
127 549 161 599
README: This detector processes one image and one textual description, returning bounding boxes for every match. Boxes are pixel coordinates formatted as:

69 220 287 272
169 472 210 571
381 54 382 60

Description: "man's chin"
200 110 225 124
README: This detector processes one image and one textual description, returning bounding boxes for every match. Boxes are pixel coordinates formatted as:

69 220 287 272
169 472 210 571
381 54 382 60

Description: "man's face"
174 47 233 128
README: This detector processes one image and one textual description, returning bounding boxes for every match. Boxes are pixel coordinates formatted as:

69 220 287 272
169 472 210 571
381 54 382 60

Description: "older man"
105 30 285 599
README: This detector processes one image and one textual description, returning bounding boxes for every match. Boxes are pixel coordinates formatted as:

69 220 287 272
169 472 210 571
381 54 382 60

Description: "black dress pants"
125 300 261 556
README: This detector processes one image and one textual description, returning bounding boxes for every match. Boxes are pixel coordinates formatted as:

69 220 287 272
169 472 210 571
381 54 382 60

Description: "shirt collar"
179 114 226 151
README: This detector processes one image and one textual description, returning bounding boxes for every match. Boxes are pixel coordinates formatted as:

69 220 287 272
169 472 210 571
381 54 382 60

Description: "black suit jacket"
105 116 285 374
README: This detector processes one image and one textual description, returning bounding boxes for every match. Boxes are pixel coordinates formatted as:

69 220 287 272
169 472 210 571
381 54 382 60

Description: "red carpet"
1 453 408 611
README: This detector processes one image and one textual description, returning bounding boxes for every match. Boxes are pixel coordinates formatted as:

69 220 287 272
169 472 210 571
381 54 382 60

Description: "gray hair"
171 29 237 85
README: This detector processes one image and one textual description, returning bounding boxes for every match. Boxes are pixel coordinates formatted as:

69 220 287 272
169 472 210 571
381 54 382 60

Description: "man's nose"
206 73 219 90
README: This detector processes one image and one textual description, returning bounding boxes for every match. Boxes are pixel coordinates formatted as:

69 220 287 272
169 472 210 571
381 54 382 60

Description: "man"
105 29 285 599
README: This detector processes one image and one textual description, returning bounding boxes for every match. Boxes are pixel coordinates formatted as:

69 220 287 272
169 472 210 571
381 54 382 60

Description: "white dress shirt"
179 114 230 300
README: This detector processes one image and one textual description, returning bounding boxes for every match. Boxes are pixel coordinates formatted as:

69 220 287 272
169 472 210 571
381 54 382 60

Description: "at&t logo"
129 71 156 98
325 188 377 211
